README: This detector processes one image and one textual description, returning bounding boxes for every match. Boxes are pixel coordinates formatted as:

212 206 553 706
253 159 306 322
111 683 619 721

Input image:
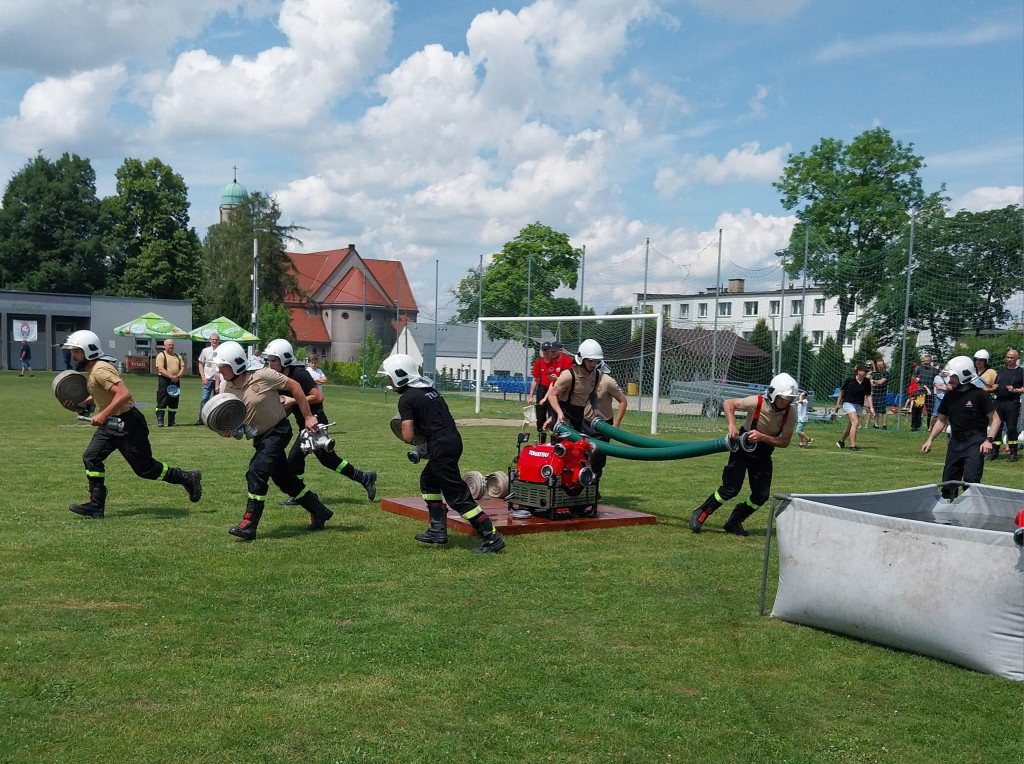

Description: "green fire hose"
553 423 730 461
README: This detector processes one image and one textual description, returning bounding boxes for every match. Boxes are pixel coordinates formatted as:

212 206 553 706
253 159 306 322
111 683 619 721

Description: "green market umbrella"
189 316 259 344
112 312 191 339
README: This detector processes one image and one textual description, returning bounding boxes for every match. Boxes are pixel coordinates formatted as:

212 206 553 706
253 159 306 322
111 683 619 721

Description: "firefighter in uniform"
545 339 607 478
212 341 333 540
990 348 1022 463
379 354 505 553
922 356 1002 498
689 372 798 537
60 330 202 518
528 341 573 443
155 339 184 427
261 339 378 504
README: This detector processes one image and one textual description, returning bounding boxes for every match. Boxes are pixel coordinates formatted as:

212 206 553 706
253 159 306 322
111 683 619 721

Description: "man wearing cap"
529 340 574 443
195 332 220 425
155 339 184 427
922 356 1002 498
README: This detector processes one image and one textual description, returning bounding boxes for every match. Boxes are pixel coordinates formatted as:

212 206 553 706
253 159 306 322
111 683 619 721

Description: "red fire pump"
507 433 599 519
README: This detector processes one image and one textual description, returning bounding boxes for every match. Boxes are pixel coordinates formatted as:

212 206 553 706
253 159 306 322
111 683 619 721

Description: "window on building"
743 301 758 316
812 331 823 346
769 300 780 316
718 302 732 317
662 304 671 319
679 303 689 318
813 298 825 314
742 331 752 340
698 303 708 317
844 334 854 347
791 299 803 316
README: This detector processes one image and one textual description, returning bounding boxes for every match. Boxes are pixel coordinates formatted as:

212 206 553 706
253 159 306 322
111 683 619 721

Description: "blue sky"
0 0 1020 318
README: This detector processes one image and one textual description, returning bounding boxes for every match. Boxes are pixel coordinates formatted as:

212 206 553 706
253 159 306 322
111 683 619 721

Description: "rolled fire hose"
53 370 90 406
485 471 510 498
390 413 427 444
593 419 754 454
553 422 730 461
202 393 256 438
463 471 486 500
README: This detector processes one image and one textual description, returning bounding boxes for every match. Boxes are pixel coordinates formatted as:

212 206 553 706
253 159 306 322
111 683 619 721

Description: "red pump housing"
515 439 594 490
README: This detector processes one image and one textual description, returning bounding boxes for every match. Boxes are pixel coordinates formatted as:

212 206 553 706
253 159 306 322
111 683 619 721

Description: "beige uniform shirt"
156 351 184 377
734 395 796 438
552 366 598 408
585 373 623 421
88 361 135 416
980 368 997 388
222 367 290 435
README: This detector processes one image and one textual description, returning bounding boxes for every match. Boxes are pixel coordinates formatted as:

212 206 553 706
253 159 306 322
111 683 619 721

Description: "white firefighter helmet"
262 338 297 366
212 340 248 375
575 339 604 364
63 329 103 361
943 355 984 387
973 349 990 362
766 372 799 404
378 353 431 389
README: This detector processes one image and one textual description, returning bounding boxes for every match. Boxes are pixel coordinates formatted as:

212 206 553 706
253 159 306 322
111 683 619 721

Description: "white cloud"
150 0 394 137
0 65 127 155
743 84 769 120
0 1 261 75
655 141 790 197
816 22 1018 63
688 0 808 22
951 186 1023 213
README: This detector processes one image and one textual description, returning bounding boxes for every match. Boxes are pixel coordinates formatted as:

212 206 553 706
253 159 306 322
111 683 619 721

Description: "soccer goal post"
476 313 664 433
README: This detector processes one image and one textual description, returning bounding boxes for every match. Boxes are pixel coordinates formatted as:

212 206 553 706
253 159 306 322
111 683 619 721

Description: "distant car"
458 379 477 391
484 382 500 392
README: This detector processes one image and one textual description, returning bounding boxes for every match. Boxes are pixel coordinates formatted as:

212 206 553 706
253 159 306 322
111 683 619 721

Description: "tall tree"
0 153 107 293
358 330 385 388
452 222 582 337
103 157 203 304
258 301 293 343
746 318 774 384
850 330 881 367
781 322 816 385
774 127 944 346
812 335 847 398
201 192 303 327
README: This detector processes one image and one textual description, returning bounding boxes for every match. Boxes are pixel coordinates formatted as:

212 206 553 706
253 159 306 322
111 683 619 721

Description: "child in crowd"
796 390 812 448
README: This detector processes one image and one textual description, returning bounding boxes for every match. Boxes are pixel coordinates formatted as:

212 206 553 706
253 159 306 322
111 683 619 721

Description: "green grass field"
1 372 1021 762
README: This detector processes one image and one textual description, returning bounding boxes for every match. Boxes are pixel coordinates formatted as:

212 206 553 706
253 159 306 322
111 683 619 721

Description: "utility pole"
711 229 722 389
578 244 586 341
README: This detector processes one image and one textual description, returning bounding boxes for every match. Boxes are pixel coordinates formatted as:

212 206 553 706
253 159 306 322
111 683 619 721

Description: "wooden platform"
380 497 656 536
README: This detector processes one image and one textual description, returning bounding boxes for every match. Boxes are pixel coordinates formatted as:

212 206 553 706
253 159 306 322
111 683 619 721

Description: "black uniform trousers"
157 376 179 417
83 407 167 482
286 408 346 478
419 434 477 516
940 433 986 499
715 440 774 508
994 400 1020 450
247 419 306 501
535 385 550 435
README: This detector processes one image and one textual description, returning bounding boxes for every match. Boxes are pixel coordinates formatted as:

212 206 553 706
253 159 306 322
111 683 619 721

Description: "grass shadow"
257 523 369 540
117 505 193 520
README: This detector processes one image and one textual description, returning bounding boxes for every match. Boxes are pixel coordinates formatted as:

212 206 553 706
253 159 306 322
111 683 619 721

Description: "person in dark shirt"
834 365 874 451
262 339 377 504
922 356 1002 499
19 339 34 376
914 355 939 431
380 353 505 554
990 348 1023 462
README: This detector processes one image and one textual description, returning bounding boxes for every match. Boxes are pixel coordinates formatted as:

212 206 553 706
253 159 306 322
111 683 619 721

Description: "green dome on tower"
220 180 247 206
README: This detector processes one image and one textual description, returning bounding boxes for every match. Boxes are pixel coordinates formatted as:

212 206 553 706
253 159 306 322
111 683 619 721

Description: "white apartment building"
634 279 865 361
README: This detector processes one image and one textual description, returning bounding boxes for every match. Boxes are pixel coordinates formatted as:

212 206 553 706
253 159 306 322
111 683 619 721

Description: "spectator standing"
528 340 573 443
869 359 889 429
155 339 184 427
933 370 950 419
19 339 33 376
795 390 812 447
51 342 73 370
195 333 221 425
990 348 1022 463
306 355 327 391
922 356 1001 499
914 354 938 431
835 365 874 451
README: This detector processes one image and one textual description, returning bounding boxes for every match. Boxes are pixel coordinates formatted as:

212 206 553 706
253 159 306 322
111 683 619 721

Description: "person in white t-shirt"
195 333 220 425
795 390 812 448
306 355 327 391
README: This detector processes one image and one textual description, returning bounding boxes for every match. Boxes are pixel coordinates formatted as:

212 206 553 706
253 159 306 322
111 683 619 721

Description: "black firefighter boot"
156 409 164 427
298 491 334 531
470 514 505 554
353 469 377 501
415 503 449 545
167 410 177 427
164 467 203 503
723 501 759 537
229 499 264 540
1009 444 1019 463
689 494 722 533
70 480 107 519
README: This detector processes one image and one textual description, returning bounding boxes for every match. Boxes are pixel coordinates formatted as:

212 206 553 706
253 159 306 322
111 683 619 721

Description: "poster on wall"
13 320 38 342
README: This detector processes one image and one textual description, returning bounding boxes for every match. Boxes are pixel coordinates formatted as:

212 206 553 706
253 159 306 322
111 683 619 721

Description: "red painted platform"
380 497 656 536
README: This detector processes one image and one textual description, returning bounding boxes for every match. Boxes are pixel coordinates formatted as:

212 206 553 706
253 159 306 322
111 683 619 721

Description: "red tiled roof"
286 247 418 312
289 307 330 343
